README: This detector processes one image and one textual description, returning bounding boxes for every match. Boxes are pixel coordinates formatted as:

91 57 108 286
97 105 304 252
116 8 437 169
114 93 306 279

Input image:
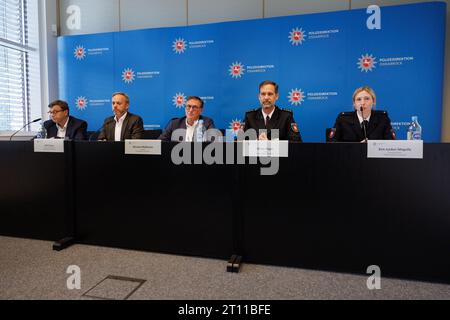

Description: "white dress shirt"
357 112 371 127
114 112 128 142
56 118 70 139
262 108 275 125
185 119 199 142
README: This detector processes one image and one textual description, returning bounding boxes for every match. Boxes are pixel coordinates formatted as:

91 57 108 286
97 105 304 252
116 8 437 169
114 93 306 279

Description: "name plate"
34 139 65 153
125 140 162 155
367 140 423 159
243 140 289 158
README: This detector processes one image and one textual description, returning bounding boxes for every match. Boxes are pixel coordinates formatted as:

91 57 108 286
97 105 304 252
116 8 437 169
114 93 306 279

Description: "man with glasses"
159 96 216 141
44 100 88 140
98 92 144 141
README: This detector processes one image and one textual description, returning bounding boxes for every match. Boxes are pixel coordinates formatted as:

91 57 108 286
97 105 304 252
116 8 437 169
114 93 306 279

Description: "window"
0 0 39 131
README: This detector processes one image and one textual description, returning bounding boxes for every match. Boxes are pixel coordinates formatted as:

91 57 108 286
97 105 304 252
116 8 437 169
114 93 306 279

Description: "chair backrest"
326 128 336 142
143 129 162 139
87 131 99 141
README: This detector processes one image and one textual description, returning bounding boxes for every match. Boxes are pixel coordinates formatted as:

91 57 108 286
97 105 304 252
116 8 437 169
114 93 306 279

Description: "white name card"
367 140 423 159
125 140 162 155
34 139 65 153
243 140 289 158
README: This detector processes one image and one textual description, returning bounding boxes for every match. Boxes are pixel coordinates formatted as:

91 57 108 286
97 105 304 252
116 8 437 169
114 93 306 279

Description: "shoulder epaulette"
246 108 259 113
374 110 388 115
340 111 354 116
280 108 293 113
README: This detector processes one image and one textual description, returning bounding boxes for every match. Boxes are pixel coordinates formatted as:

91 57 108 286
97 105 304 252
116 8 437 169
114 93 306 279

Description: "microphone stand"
9 118 42 141
360 107 368 142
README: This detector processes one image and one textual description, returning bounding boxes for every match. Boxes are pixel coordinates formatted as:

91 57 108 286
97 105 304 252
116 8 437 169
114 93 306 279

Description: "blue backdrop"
58 2 446 142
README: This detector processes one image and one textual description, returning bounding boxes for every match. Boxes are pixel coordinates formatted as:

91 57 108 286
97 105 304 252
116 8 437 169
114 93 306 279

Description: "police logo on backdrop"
229 62 245 79
229 119 244 133
358 54 377 72
75 97 88 111
122 68 135 84
74 46 86 60
173 38 187 54
289 28 307 45
288 89 305 106
173 93 187 108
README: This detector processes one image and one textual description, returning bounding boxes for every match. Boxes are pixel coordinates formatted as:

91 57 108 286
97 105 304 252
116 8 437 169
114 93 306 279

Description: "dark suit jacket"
332 110 394 142
243 106 302 141
158 116 215 141
44 116 87 140
98 112 144 141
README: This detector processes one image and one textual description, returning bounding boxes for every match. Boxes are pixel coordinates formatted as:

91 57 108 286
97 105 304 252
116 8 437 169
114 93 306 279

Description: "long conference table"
1 141 450 284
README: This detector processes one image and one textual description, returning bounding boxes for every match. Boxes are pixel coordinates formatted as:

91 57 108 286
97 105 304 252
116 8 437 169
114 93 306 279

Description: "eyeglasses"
185 105 201 110
48 110 65 115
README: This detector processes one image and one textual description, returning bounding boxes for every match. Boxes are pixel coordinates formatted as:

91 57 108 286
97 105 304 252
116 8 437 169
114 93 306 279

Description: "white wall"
120 0 187 30
47 0 449 141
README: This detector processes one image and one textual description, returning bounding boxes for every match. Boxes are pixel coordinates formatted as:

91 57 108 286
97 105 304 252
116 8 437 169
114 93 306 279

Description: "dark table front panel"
73 142 234 259
3 140 450 283
241 143 450 283
0 141 70 240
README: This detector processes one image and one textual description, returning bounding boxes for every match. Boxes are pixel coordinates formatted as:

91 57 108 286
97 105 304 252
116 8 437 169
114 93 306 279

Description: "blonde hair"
352 86 376 105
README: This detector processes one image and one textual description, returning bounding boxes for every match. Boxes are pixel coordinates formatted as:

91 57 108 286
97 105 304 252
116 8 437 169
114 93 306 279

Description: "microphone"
9 118 42 141
360 107 368 142
89 118 114 141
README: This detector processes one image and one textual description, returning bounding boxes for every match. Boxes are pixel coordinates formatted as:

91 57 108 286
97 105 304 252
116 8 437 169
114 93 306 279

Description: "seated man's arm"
74 121 88 140
288 114 302 142
130 117 145 139
158 120 174 141
97 126 106 140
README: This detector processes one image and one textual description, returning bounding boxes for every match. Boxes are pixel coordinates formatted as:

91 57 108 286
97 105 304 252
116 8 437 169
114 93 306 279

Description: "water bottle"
196 119 205 142
407 116 422 140
36 121 47 139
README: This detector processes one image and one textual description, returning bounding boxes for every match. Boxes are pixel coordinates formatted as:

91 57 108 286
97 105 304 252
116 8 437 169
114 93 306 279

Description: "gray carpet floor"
1 236 450 300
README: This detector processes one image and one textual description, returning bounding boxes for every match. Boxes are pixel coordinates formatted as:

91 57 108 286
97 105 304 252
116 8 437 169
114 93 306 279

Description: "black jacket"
243 106 302 141
98 112 144 141
332 110 394 142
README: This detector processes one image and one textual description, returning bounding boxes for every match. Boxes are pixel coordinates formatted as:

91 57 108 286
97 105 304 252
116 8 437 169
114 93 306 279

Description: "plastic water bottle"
196 119 205 142
407 116 422 140
36 121 47 139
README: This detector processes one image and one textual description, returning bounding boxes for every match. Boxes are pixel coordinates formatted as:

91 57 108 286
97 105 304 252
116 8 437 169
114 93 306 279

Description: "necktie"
362 120 369 130
362 120 369 139
265 116 271 139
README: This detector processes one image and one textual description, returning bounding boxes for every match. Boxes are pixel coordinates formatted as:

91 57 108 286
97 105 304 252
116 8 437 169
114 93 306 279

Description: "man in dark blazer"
331 86 394 142
98 92 144 141
44 100 87 140
159 96 216 142
243 80 302 141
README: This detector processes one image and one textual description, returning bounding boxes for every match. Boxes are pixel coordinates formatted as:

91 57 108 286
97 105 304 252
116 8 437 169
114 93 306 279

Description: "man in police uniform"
331 86 394 142
243 80 302 141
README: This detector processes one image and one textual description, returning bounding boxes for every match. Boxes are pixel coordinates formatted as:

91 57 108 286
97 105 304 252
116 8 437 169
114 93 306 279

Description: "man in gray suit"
98 92 144 141
159 96 216 142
